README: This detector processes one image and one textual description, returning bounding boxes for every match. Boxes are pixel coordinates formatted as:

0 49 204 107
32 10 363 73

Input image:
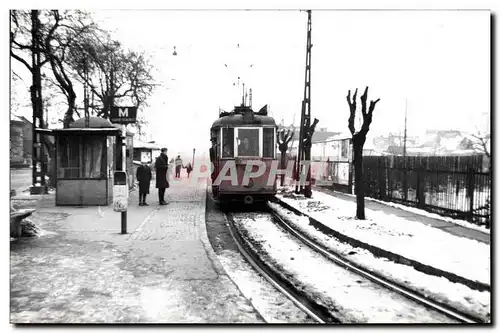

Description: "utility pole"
403 98 407 159
30 9 47 195
296 10 313 194
249 88 252 109
84 57 89 128
403 98 408 201
242 83 245 107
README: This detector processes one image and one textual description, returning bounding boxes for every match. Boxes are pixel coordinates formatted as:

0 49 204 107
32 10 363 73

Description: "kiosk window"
237 128 259 157
263 128 275 158
82 136 106 178
57 136 81 178
222 128 234 158
57 135 106 179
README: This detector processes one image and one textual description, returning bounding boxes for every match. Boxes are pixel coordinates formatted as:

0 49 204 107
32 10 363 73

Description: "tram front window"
263 127 275 158
237 128 259 157
222 128 234 158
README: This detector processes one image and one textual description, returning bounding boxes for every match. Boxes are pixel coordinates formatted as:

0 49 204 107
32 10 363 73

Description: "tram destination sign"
110 106 138 124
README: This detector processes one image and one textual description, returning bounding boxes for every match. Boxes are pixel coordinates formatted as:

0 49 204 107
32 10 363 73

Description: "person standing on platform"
175 155 183 178
155 148 169 205
136 161 152 206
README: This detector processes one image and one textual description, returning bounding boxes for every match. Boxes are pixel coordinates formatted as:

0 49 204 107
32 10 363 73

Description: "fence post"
378 157 385 199
467 168 475 222
416 170 425 209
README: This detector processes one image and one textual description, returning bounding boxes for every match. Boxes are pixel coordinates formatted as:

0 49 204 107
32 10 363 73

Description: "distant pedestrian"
185 162 193 178
136 161 152 206
155 148 169 205
175 155 183 178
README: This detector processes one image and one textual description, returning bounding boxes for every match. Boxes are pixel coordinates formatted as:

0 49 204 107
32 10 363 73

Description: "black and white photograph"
8 3 492 325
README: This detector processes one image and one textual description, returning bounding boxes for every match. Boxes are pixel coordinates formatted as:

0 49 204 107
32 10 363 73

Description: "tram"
209 104 278 204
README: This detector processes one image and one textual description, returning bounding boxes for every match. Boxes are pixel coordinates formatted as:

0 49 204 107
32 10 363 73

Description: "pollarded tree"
277 128 294 186
346 87 380 219
302 118 319 198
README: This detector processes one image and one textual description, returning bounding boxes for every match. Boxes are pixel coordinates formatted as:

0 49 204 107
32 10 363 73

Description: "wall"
10 123 24 163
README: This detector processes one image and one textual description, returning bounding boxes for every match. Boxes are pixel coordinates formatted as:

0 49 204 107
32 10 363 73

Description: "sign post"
121 125 127 234
113 170 128 234
110 106 137 234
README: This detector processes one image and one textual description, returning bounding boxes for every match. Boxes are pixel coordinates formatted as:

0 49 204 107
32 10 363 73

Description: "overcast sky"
11 9 491 158
93 9 489 155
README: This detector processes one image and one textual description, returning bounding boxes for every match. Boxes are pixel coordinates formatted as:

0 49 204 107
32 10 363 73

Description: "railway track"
225 206 484 324
225 211 336 323
275 197 490 294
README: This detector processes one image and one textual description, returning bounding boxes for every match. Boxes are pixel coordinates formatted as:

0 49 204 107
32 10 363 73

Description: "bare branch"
347 88 357 135
368 98 380 115
471 133 490 158
360 87 369 117
11 70 24 81
10 51 32 72
285 130 294 145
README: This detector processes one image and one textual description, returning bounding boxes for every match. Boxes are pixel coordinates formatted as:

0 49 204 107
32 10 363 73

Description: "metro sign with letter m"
110 106 138 124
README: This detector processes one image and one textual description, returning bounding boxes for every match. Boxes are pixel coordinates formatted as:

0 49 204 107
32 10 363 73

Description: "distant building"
279 124 340 160
133 139 161 164
10 114 33 166
369 130 490 157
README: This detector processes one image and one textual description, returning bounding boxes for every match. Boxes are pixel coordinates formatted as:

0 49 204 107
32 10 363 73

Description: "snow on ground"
214 249 315 323
315 187 490 234
277 189 490 286
364 196 490 235
269 203 490 322
232 213 456 323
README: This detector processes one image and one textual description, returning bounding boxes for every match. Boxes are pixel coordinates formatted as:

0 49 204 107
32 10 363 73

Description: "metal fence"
362 155 491 228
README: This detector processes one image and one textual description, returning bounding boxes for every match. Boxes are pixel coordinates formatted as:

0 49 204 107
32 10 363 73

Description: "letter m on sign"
110 106 137 124
119 108 128 117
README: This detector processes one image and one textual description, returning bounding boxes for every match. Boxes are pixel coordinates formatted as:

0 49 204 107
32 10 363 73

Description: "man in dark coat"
136 161 152 206
155 148 169 205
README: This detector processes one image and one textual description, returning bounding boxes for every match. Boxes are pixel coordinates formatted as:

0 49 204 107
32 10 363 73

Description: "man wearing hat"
155 148 169 205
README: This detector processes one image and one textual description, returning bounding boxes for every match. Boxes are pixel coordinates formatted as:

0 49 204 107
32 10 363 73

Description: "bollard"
121 211 127 234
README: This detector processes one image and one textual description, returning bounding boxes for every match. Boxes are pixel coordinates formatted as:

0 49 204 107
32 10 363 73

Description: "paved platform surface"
10 177 264 323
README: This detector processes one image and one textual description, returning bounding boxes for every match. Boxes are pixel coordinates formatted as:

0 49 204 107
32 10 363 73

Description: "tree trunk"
62 92 76 128
353 135 365 219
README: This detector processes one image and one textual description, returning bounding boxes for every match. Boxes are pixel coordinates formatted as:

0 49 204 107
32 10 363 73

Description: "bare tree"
12 9 157 146
471 131 491 171
11 10 94 129
302 118 319 198
347 86 380 219
67 31 156 126
40 10 98 127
